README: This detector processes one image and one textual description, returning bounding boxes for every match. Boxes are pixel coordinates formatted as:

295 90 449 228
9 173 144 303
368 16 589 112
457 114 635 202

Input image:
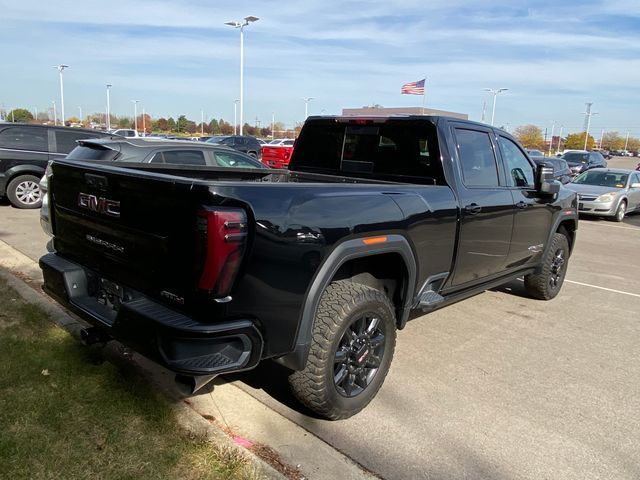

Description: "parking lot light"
53 64 69 126
131 100 140 134
106 84 112 130
302 97 314 119
225 16 259 136
484 87 508 126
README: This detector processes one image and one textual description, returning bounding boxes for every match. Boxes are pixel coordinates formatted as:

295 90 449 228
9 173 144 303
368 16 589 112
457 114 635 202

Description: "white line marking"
581 222 640 232
565 279 640 298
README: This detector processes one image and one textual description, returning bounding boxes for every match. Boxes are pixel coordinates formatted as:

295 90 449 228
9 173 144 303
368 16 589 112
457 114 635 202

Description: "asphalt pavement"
1 157 640 479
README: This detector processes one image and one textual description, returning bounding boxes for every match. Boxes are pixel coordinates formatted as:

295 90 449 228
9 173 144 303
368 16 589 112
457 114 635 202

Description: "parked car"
65 137 265 167
107 129 139 138
565 168 640 221
39 115 577 420
561 150 607 176
525 149 545 157
531 157 572 184
261 141 295 169
0 123 113 208
268 138 295 146
205 135 262 159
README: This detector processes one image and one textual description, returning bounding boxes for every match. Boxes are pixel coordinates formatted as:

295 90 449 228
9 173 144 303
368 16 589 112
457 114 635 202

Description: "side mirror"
631 182 640 189
536 162 561 196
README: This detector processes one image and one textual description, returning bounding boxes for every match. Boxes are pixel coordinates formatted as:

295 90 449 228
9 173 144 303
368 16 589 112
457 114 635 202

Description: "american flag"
401 78 425 95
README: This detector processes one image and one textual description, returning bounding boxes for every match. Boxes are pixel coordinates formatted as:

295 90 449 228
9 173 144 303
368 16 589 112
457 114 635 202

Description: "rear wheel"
614 201 626 222
524 232 569 300
289 280 397 420
6 174 42 209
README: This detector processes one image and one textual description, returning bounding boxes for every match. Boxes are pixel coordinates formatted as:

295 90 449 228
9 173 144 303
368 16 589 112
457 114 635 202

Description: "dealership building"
341 106 468 120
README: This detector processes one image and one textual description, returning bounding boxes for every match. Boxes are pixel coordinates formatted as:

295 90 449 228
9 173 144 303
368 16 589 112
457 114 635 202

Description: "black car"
205 135 262 159
531 157 572 184
561 150 607 176
0 123 112 208
65 137 266 168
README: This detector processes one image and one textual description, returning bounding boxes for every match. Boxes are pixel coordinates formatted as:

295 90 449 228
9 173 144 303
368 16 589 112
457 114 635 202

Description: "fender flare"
538 213 578 272
275 234 416 371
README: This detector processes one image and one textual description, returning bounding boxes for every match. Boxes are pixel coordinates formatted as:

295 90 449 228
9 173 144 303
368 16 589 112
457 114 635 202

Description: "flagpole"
421 78 426 115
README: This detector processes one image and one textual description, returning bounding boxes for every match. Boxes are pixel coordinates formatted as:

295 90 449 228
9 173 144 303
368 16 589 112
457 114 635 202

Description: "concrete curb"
0 257 287 480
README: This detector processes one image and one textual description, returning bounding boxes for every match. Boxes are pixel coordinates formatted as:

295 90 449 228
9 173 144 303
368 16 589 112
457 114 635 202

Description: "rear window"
66 145 119 161
55 131 103 154
291 120 443 184
157 150 207 166
563 152 589 163
0 127 48 151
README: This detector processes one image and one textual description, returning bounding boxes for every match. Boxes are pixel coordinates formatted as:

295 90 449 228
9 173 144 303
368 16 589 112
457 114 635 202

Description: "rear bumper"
39 253 263 376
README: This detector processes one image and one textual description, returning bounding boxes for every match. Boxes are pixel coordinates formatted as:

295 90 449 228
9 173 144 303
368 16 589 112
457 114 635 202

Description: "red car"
261 139 295 169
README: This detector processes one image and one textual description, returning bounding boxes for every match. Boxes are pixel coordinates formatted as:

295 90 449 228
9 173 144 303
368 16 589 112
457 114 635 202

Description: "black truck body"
40 116 578 419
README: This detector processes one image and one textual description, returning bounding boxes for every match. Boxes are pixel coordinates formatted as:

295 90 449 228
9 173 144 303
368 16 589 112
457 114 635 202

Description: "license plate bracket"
97 277 127 312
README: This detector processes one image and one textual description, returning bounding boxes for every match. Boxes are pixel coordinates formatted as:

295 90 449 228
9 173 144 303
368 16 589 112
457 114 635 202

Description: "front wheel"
289 280 397 420
524 232 569 300
6 174 43 209
614 201 626 222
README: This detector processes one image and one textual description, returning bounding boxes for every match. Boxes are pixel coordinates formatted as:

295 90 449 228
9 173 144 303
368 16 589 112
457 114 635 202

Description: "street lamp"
582 105 598 150
53 64 69 125
484 87 508 126
106 84 112 130
233 99 239 135
302 97 314 118
78 106 83 126
52 100 57 125
225 15 259 136
547 121 556 156
131 100 140 134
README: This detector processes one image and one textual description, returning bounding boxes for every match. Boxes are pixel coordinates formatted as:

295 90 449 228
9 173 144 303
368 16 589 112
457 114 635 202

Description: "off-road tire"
6 174 43 209
524 232 569 300
289 280 397 420
614 201 626 222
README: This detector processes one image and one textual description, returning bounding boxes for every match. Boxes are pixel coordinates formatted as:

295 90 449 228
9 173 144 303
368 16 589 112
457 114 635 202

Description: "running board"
418 290 445 310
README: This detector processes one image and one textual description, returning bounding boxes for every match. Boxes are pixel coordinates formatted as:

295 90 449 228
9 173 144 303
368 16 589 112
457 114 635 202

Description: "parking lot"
1 158 640 479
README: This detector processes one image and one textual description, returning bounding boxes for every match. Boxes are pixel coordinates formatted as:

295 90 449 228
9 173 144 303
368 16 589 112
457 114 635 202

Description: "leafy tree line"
512 124 639 153
2 108 300 138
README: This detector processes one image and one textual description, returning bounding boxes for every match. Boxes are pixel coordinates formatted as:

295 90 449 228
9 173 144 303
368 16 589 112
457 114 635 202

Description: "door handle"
464 203 482 215
516 201 527 209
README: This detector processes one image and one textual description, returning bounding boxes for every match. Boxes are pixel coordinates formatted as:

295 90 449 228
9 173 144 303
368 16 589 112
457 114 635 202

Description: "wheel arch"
274 234 416 371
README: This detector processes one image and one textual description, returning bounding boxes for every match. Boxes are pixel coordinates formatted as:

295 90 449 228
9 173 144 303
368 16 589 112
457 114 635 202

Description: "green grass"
0 277 256 480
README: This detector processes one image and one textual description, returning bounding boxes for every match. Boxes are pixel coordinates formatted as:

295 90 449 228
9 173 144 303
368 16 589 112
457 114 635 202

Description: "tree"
209 119 220 134
197 122 211 135
66 116 80 125
513 125 544 150
155 117 168 131
219 119 233 135
565 132 595 150
117 117 132 128
600 132 624 151
272 121 286 138
627 137 640 151
6 108 34 123
167 117 176 132
176 115 189 133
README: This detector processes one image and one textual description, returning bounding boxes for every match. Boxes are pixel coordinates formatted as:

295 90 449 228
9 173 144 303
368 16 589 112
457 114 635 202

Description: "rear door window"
55 131 102 154
0 127 48 151
455 129 500 187
161 150 207 166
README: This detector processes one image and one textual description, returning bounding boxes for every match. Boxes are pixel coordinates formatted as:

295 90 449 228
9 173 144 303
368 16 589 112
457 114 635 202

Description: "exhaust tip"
175 374 217 396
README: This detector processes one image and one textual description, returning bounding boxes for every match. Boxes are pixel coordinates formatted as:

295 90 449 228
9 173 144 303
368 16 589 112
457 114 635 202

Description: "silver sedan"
565 168 640 222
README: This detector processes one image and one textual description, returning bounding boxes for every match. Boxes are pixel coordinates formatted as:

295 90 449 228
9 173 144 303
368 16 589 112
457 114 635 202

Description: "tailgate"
49 160 212 307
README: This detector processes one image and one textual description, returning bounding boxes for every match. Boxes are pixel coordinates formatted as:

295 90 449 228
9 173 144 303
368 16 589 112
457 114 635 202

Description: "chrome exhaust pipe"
174 374 217 395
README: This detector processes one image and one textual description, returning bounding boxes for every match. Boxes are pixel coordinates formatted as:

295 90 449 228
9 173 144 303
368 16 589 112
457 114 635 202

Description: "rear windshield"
290 120 444 185
66 145 119 161
563 152 589 163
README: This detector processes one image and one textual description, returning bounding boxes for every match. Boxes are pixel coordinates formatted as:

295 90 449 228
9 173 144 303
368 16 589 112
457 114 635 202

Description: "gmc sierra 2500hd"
40 116 577 419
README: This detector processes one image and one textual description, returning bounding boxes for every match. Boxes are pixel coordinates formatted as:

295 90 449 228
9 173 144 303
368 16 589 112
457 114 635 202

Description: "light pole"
52 101 57 125
201 109 204 136
302 97 314 118
484 88 508 126
233 99 239 135
624 131 630 151
142 107 146 136
131 100 140 134
54 64 69 125
271 112 275 139
225 15 259 136
78 106 83 125
582 104 598 150
557 125 564 154
547 121 556 156
106 84 112 130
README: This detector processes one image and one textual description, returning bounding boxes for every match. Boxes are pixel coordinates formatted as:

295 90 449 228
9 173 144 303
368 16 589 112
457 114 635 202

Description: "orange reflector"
362 236 388 245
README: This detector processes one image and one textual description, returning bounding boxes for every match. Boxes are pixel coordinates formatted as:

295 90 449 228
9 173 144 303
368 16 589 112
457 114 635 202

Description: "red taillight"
196 207 248 298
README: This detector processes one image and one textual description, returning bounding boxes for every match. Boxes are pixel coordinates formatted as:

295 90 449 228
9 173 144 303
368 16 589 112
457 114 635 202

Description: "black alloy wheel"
524 232 570 300
333 314 386 398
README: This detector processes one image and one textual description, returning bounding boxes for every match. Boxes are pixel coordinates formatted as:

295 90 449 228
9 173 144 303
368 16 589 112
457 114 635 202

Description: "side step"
418 290 445 310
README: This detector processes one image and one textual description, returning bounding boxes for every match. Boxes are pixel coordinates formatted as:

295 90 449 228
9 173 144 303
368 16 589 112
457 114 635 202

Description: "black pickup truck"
40 116 577 419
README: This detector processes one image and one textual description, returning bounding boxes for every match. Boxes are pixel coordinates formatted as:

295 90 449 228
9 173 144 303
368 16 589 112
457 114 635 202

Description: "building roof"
341 106 468 120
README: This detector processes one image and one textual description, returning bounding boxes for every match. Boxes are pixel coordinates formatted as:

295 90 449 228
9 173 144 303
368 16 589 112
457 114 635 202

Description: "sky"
1 0 639 137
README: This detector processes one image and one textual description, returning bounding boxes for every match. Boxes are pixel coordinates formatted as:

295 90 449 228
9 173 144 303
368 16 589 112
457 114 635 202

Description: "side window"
161 150 207 166
221 137 235 146
55 131 99 154
455 129 499 187
631 173 640 185
497 136 535 187
214 151 259 168
149 152 164 163
0 127 48 151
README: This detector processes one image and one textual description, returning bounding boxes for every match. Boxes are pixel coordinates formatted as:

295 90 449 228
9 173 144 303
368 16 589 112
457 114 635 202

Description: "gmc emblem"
78 192 120 218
